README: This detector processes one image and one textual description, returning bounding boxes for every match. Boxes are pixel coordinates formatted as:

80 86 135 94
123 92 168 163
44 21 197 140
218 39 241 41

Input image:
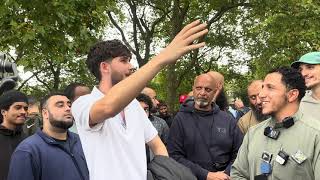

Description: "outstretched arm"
90 20 208 126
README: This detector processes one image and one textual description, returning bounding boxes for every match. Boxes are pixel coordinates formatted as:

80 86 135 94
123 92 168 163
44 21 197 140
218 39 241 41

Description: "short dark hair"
86 40 131 81
64 83 86 102
40 92 67 112
0 90 28 123
0 90 28 110
158 100 167 108
268 67 306 101
136 93 153 111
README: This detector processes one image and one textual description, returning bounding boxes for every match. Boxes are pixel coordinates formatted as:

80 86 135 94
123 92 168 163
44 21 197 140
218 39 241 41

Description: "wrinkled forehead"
248 81 263 95
194 74 216 88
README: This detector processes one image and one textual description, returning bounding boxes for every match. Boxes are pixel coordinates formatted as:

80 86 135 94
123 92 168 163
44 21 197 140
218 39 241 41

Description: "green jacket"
299 93 320 120
231 111 320 180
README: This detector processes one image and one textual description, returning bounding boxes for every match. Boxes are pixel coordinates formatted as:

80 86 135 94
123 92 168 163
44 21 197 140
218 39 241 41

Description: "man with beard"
158 101 174 127
291 52 320 119
71 20 208 180
231 67 320 180
167 74 243 180
142 87 160 114
0 90 28 180
7 93 89 180
237 80 269 134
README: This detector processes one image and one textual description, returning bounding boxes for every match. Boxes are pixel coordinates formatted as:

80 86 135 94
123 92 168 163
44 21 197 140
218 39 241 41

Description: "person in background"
168 74 243 180
158 100 174 128
291 52 320 119
0 90 28 180
23 97 41 136
64 82 91 133
237 80 269 134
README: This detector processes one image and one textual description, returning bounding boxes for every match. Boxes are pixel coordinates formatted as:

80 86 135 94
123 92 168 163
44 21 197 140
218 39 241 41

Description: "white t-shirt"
71 87 158 180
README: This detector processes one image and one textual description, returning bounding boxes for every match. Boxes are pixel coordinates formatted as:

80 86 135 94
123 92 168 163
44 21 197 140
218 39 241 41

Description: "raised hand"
157 20 208 65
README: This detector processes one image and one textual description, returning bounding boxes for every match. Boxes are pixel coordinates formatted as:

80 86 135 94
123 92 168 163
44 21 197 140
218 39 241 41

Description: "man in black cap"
0 90 28 180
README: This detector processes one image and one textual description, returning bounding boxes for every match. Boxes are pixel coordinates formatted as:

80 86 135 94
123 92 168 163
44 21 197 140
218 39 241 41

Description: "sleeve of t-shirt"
72 96 104 132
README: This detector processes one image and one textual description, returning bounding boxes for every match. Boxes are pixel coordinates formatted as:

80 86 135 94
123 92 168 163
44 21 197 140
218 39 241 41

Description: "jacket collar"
36 129 78 146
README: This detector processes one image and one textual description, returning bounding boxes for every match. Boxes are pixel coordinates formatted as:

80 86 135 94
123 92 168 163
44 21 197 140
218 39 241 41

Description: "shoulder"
15 134 42 152
247 118 270 135
298 114 320 132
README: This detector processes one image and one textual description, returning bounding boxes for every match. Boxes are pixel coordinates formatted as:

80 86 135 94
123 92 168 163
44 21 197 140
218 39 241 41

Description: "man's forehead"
263 73 282 85
48 95 70 104
248 81 263 94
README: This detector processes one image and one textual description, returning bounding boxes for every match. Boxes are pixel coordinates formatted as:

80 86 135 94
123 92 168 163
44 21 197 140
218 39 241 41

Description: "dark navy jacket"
7 129 89 180
167 101 243 180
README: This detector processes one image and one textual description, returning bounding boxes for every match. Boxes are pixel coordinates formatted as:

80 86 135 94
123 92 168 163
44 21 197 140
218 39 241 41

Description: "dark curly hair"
64 82 86 102
268 67 306 101
136 93 153 111
86 40 131 81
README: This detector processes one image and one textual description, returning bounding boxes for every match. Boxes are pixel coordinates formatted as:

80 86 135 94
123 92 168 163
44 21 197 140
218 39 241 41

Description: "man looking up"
71 20 208 180
0 90 28 180
237 80 269 134
291 52 320 119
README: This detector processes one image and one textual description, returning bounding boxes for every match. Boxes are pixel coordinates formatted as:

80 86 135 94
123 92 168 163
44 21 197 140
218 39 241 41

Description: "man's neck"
1 121 17 130
194 104 212 112
273 103 299 123
98 79 113 95
311 85 320 100
43 126 68 140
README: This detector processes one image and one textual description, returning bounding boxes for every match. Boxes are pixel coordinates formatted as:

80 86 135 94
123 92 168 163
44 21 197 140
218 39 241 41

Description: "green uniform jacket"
231 111 320 180
299 93 320 120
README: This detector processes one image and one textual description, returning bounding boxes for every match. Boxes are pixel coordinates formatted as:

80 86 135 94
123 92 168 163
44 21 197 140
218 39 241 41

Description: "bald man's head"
207 71 224 87
192 74 218 111
141 87 159 110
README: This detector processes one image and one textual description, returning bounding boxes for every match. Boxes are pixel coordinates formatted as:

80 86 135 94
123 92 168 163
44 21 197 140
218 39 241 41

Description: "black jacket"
147 155 196 180
0 125 27 180
167 101 243 180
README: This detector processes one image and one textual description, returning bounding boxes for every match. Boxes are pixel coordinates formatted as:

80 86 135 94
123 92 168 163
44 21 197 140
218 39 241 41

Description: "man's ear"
287 89 299 103
1 109 6 116
100 61 111 74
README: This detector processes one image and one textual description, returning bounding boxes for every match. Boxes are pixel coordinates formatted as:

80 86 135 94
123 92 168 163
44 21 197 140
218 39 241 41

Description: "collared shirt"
71 87 157 180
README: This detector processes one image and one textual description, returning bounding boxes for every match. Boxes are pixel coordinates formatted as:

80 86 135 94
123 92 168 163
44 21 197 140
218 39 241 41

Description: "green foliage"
0 0 114 96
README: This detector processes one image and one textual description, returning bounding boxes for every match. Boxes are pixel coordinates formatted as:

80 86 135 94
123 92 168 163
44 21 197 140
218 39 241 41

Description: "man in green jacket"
231 67 320 180
291 52 320 119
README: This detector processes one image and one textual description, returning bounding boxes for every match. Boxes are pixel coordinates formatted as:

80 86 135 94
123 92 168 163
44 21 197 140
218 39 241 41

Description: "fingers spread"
177 19 201 36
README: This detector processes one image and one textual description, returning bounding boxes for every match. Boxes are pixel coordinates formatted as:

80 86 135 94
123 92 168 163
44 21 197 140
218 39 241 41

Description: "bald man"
167 74 243 180
237 80 269 134
142 87 160 113
206 71 229 111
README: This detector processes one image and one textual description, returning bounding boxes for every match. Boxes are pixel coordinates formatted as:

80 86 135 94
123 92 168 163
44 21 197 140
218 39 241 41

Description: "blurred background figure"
23 97 41 136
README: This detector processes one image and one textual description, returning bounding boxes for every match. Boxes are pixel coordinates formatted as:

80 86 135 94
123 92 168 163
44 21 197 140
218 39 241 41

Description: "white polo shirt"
71 87 157 180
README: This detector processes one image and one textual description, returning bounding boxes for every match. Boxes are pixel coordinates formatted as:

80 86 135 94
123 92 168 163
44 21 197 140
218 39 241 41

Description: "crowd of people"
0 20 319 180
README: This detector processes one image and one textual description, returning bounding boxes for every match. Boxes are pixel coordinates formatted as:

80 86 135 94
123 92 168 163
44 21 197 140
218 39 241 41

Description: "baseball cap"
291 52 320 69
